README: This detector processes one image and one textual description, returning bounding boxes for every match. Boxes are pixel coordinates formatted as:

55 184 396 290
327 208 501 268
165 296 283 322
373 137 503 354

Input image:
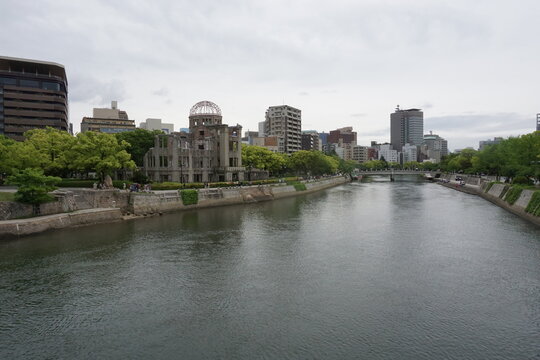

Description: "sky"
1 0 539 151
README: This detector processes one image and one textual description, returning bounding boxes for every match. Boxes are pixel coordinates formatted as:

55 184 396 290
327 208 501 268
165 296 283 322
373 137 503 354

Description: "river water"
0 179 539 359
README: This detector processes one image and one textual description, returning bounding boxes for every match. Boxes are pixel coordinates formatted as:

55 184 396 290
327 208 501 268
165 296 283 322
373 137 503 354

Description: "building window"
199 130 204 136
198 144 204 150
20 79 39 88
0 77 16 86
42 82 60 91
159 156 168 167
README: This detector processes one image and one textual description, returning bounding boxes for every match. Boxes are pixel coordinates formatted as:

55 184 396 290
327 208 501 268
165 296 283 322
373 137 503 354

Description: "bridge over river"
355 169 441 180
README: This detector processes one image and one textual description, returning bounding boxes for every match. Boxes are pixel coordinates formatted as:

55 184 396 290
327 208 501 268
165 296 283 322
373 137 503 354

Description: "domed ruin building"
143 101 245 183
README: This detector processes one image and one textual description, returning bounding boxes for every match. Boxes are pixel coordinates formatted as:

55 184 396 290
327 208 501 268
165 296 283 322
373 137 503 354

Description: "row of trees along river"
1 128 538 187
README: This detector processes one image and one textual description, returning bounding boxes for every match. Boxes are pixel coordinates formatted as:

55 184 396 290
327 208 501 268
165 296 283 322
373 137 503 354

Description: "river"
0 178 539 359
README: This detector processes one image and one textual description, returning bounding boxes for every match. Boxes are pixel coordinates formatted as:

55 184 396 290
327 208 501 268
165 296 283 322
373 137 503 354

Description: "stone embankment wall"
0 208 122 239
0 189 130 221
438 174 540 226
0 176 349 239
130 176 349 215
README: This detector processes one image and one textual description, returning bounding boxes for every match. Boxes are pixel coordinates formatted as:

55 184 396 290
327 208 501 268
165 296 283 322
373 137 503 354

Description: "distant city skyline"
1 0 538 150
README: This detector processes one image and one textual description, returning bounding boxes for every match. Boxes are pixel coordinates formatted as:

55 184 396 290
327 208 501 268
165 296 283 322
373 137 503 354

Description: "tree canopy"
115 129 163 167
7 168 61 205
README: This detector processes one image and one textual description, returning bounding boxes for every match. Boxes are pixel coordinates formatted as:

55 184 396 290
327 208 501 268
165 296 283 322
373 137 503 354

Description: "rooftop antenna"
396 104 400 111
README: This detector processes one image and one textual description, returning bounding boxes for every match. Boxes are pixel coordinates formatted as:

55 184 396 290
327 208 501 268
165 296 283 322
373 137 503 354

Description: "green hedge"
504 186 523 205
57 179 126 188
151 182 204 190
180 189 198 205
294 183 307 191
287 181 307 191
525 191 540 216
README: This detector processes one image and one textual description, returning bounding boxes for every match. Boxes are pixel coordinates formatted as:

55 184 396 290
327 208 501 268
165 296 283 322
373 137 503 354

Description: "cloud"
350 113 366 118
298 91 309 96
69 74 126 105
153 87 169 96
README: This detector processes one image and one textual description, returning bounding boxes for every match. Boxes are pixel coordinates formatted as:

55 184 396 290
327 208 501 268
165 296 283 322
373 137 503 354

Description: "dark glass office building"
0 56 70 141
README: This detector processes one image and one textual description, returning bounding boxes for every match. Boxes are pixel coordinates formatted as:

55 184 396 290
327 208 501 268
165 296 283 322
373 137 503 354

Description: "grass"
504 186 524 205
0 192 15 202
525 191 540 216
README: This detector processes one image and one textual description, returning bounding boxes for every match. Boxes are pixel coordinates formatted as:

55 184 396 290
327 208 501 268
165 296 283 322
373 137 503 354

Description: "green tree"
115 129 163 167
7 168 61 213
287 150 338 176
68 132 136 181
24 127 75 177
338 159 357 175
242 145 287 176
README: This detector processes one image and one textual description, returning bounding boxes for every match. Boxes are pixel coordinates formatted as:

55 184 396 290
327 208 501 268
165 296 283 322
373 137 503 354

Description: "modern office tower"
421 132 448 163
390 106 424 152
352 145 368 163
140 118 174 134
81 101 136 133
0 56 70 141
264 105 301 154
301 130 321 151
478 137 503 151
144 101 244 183
537 113 539 131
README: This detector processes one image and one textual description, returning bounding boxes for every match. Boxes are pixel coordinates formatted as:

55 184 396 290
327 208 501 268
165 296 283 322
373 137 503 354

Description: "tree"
7 168 61 213
68 132 136 181
115 129 163 167
24 127 76 177
242 145 287 176
287 150 338 176
338 159 357 175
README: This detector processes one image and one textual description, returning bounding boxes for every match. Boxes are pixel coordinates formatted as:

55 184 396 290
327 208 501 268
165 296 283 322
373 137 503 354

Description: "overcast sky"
1 0 539 150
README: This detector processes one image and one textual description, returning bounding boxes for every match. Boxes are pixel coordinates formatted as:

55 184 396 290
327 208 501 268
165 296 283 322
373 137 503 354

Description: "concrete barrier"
0 208 122 239
438 177 540 227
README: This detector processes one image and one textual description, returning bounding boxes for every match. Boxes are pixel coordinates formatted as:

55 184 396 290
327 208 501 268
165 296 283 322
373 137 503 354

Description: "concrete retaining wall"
0 208 122 239
438 177 540 227
129 176 349 215
0 176 349 239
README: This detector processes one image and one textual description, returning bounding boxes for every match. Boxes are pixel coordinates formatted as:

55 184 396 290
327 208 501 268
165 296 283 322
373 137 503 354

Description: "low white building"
140 118 175 134
402 143 418 164
378 144 399 163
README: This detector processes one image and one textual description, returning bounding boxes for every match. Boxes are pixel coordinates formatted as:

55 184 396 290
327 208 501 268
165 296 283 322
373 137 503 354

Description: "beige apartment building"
264 105 301 154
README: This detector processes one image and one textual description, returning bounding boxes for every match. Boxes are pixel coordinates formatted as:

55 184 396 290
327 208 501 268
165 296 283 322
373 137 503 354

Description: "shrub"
525 191 540 216
287 181 306 191
151 182 204 190
180 189 198 205
504 186 523 205
512 176 533 185
7 168 61 205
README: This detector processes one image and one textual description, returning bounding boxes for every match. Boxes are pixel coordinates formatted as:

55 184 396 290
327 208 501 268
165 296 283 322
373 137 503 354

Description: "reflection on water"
0 181 539 359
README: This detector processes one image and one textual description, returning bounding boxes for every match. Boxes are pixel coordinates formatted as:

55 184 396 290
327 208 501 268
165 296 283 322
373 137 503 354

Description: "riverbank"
436 175 540 227
0 176 349 239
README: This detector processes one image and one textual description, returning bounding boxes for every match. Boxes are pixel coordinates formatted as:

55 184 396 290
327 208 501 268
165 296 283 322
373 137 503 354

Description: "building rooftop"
0 55 67 82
